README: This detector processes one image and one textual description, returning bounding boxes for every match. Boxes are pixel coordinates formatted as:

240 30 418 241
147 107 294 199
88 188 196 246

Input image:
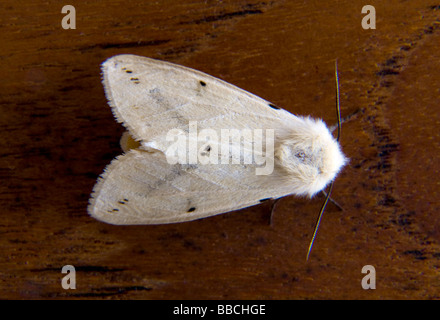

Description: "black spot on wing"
200 145 211 157
199 80 206 87
259 198 272 203
187 207 196 213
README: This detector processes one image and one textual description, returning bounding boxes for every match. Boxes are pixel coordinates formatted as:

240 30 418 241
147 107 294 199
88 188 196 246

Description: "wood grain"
1 0 439 299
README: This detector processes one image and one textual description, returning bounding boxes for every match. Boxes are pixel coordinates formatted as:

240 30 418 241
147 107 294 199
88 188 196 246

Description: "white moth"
88 54 347 228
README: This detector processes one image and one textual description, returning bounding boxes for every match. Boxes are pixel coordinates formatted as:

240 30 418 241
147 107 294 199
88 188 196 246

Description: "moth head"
275 117 347 197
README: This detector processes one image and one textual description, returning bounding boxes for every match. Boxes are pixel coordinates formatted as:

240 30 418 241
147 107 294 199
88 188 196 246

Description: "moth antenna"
306 181 334 261
306 60 342 261
335 60 341 142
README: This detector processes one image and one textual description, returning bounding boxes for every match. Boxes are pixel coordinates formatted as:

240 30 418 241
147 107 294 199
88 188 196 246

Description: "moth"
88 55 347 247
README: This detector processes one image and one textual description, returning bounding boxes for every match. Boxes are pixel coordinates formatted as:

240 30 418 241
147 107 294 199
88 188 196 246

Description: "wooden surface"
1 0 439 299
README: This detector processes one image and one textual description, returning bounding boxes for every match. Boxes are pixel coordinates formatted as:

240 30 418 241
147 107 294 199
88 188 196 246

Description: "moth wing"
88 149 293 225
91 54 312 225
102 54 302 149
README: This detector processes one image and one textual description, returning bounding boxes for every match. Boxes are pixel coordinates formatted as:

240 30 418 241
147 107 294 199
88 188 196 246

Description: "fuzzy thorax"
275 117 347 197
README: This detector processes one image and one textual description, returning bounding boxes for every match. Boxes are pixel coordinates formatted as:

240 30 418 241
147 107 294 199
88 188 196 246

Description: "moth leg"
268 198 282 226
320 190 344 211
328 110 359 133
